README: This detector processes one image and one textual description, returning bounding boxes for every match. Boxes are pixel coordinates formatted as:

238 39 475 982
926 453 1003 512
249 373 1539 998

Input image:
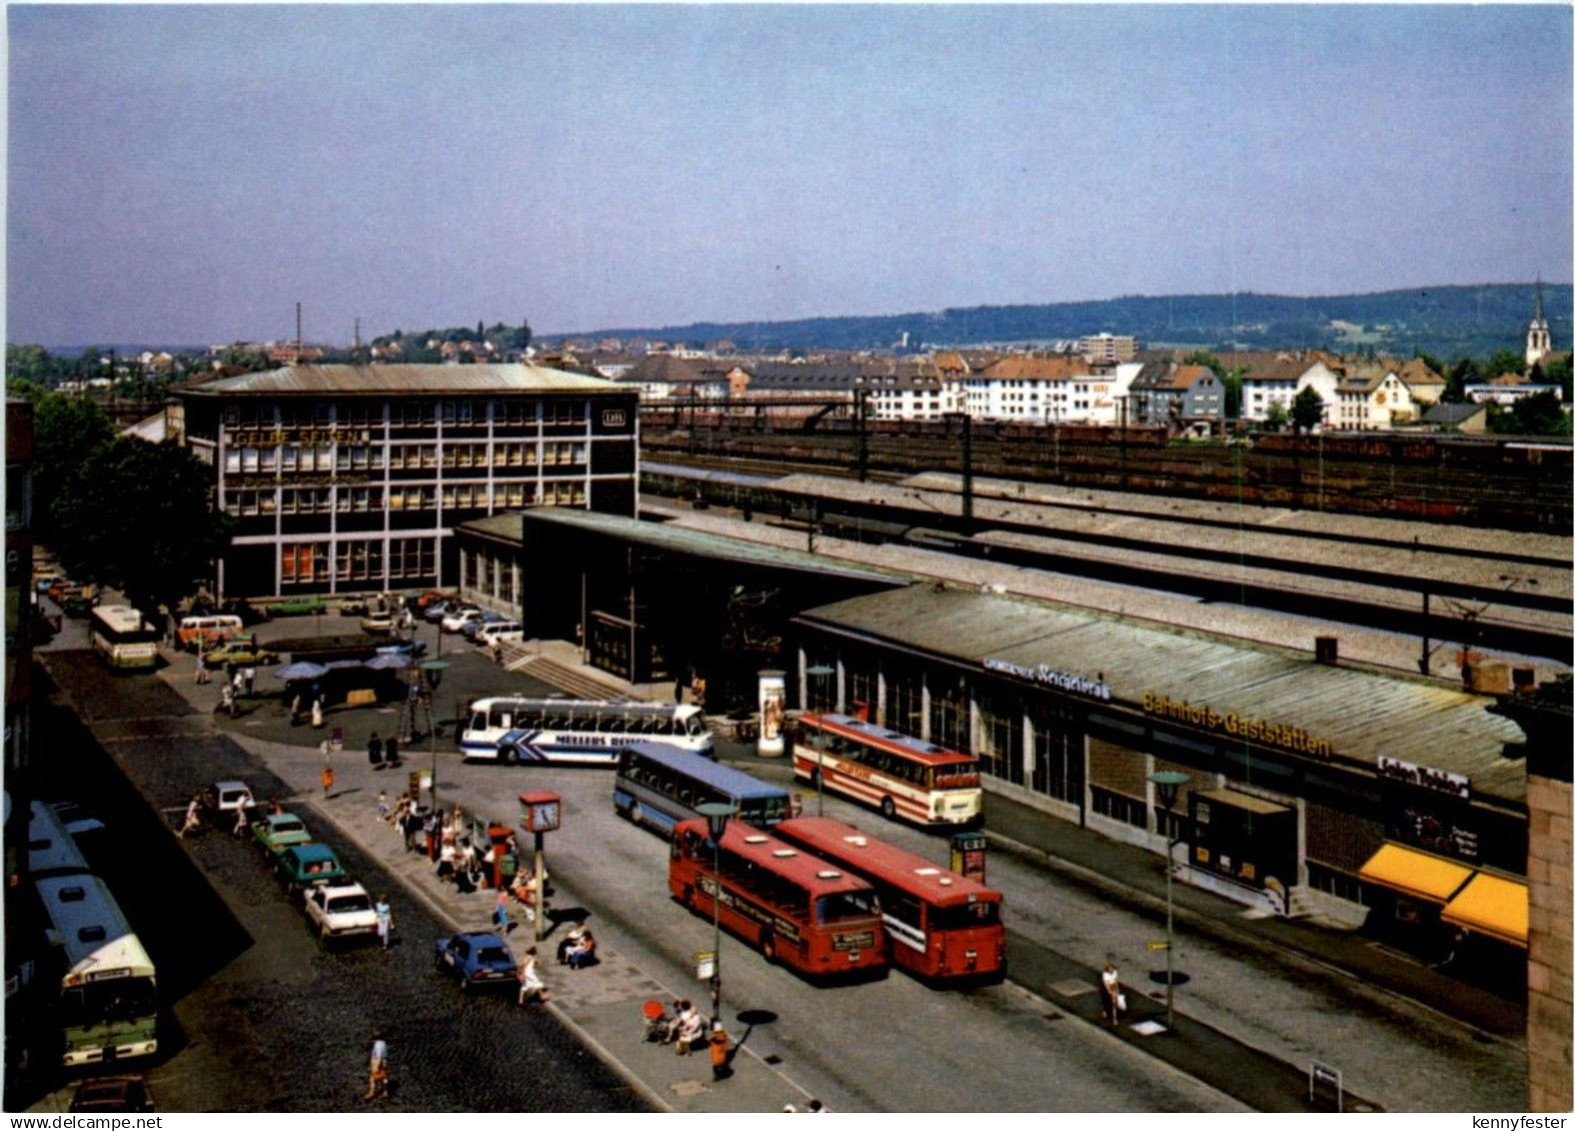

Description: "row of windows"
279 538 438 585
222 400 588 430
224 441 587 476
225 479 581 517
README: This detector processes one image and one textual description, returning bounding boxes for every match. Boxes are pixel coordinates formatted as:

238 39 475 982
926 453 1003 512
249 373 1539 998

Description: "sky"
5 4 1573 348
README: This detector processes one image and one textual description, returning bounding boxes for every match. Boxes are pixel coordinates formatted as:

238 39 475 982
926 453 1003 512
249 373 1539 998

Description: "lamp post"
422 660 450 813
805 664 834 816
696 801 735 1024
1148 770 1190 1031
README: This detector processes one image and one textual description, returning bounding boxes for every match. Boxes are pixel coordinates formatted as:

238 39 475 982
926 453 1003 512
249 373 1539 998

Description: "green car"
266 597 327 617
254 812 313 857
276 843 347 892
203 643 280 667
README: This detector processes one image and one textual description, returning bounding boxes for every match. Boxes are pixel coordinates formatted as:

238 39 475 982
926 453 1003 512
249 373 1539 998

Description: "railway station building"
176 364 638 599
788 583 1536 971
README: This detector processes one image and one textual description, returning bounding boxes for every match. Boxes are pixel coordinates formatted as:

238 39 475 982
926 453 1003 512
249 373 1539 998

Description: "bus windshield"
816 890 878 924
59 977 157 1028
930 901 1001 931
738 794 790 825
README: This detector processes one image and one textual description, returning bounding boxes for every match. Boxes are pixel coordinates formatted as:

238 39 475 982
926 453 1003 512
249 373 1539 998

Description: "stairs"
500 648 632 702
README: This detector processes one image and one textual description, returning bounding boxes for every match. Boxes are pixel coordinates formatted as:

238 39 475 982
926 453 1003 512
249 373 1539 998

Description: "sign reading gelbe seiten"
1142 691 1334 758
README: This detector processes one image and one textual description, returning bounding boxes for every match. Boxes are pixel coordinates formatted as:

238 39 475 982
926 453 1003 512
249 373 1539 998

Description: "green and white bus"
89 605 160 672
34 871 158 1067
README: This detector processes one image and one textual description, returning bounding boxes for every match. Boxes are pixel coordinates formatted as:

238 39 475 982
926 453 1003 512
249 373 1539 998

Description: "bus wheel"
761 934 777 965
880 796 896 820
500 746 518 767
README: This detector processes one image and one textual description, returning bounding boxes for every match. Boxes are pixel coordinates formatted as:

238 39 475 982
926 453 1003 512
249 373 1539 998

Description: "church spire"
1526 280 1552 370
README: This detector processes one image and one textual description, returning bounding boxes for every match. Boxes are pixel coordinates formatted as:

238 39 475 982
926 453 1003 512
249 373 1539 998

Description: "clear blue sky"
6 4 1572 347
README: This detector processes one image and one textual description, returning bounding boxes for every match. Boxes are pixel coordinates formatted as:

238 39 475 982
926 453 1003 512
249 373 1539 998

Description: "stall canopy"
1441 873 1529 949
1357 843 1474 905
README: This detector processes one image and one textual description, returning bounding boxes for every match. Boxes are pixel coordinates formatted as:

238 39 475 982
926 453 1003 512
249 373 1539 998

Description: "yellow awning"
1442 873 1528 948
1357 843 1474 904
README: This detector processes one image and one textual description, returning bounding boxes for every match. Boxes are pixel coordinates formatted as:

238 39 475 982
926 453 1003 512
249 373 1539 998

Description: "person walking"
493 888 511 934
193 650 208 686
363 1032 389 1101
367 732 384 769
1100 962 1123 1025
321 739 335 794
233 804 250 838
374 893 393 949
384 733 400 768
517 947 549 1005
177 792 203 838
709 1020 733 1081
242 664 256 697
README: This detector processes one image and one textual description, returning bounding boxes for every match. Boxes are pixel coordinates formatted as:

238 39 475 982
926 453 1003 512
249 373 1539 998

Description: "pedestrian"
424 811 440 862
493 888 511 933
368 731 384 769
376 789 389 821
233 804 250 838
243 664 256 697
321 739 335 794
1100 962 1123 1025
194 650 208 686
364 1032 389 1101
517 946 549 1005
250 632 259 653
220 682 237 719
232 667 245 699
177 792 203 838
402 807 421 853
311 696 324 729
709 1020 733 1081
384 733 400 768
290 691 303 726
375 893 393 949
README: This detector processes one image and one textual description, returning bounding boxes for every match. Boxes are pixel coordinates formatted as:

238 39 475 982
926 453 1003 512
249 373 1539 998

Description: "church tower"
1526 283 1552 369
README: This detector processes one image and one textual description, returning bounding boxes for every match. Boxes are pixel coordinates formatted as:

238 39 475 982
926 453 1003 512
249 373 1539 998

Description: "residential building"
1080 332 1137 364
1127 362 1225 431
1333 364 1417 430
1465 381 1565 407
175 364 638 599
1396 358 1447 406
1422 402 1489 435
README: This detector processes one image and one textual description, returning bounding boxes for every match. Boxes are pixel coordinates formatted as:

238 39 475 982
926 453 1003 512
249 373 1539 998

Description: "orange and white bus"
793 713 982 827
668 818 887 982
774 817 1005 984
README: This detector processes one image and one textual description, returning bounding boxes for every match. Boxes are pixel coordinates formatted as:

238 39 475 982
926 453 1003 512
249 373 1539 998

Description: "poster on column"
758 670 786 757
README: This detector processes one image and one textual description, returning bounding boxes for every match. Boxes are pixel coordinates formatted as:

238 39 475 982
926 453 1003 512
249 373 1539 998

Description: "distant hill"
556 283 1572 358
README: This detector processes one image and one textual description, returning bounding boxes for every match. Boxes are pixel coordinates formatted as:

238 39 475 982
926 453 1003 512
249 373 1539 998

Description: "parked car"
267 597 327 617
70 1076 154 1113
460 612 509 642
220 598 269 626
377 638 427 660
203 642 280 667
440 607 484 634
304 881 379 942
476 620 525 648
61 593 96 618
423 599 460 623
413 589 456 610
360 612 395 635
254 811 313 856
434 932 519 992
277 843 347 892
204 780 254 817
337 596 371 617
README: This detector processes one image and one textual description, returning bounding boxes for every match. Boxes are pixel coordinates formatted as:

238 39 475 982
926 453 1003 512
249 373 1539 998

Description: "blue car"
460 612 509 643
434 932 520 992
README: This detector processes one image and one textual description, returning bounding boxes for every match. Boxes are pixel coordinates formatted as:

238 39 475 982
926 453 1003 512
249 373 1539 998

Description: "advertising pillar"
757 670 786 757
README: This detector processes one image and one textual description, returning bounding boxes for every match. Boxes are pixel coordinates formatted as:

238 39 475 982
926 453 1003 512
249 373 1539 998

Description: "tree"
1483 349 1525 380
1290 386 1325 433
1444 357 1479 403
1264 400 1290 431
51 437 234 617
31 391 115 540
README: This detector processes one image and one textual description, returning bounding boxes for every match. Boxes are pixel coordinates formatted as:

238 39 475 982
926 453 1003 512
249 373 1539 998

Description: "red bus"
774 817 1006 984
794 713 983 827
668 818 888 982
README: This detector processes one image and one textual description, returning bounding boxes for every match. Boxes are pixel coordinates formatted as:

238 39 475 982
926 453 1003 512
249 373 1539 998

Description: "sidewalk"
157 631 1519 1112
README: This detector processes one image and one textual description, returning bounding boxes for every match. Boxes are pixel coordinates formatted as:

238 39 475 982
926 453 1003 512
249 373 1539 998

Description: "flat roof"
796 585 1529 803
509 508 906 587
179 363 622 397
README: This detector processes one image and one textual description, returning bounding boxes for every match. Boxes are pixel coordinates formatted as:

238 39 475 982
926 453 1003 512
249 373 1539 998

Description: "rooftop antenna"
295 301 303 363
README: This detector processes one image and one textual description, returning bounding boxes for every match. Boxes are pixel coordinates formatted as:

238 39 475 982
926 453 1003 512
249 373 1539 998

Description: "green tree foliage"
1291 386 1326 433
51 437 234 617
1486 390 1572 437
1483 349 1526 380
1263 400 1290 431
31 392 115 539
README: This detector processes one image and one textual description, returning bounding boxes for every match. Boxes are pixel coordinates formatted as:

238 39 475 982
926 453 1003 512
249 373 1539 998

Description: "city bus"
613 742 793 838
34 872 158 1067
669 817 888 982
774 817 1006 984
793 713 983 827
459 696 713 765
89 605 160 672
28 800 93 878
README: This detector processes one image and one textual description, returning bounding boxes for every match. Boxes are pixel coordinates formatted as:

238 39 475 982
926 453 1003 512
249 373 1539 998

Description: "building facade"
177 364 638 599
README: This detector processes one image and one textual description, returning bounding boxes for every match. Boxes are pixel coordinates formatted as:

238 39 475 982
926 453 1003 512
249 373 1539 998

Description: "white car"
475 621 524 648
440 607 483 633
303 882 379 942
206 780 254 815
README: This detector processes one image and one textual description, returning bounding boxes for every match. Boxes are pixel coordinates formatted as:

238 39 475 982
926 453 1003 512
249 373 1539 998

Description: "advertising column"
757 670 786 757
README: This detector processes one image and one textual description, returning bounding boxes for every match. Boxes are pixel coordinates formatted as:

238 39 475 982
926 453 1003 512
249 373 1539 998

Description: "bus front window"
816 890 877 924
59 977 156 1027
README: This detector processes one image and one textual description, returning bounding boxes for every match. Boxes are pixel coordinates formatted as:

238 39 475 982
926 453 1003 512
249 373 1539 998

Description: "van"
476 620 524 647
178 614 243 651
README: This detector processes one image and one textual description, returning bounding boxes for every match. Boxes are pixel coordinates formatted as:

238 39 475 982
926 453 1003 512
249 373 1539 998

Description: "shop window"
1091 786 1147 830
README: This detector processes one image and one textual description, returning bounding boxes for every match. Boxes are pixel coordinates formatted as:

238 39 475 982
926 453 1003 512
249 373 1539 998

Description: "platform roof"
180 363 620 397
796 585 1529 802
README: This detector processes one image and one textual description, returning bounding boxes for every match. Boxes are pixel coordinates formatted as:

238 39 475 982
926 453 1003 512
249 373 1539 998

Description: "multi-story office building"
177 364 638 598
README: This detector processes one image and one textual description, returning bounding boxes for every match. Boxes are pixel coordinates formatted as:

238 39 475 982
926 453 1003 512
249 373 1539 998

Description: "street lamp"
422 660 450 813
1148 770 1190 1031
696 801 735 1025
805 664 835 816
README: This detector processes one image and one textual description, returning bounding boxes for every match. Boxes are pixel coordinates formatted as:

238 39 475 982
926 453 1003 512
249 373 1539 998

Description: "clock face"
534 803 560 831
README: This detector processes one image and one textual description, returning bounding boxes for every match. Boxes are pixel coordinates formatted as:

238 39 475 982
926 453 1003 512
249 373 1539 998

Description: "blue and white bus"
613 742 794 838
460 697 713 765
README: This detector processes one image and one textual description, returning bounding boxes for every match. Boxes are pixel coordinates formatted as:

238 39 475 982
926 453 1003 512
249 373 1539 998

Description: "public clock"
519 790 563 833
